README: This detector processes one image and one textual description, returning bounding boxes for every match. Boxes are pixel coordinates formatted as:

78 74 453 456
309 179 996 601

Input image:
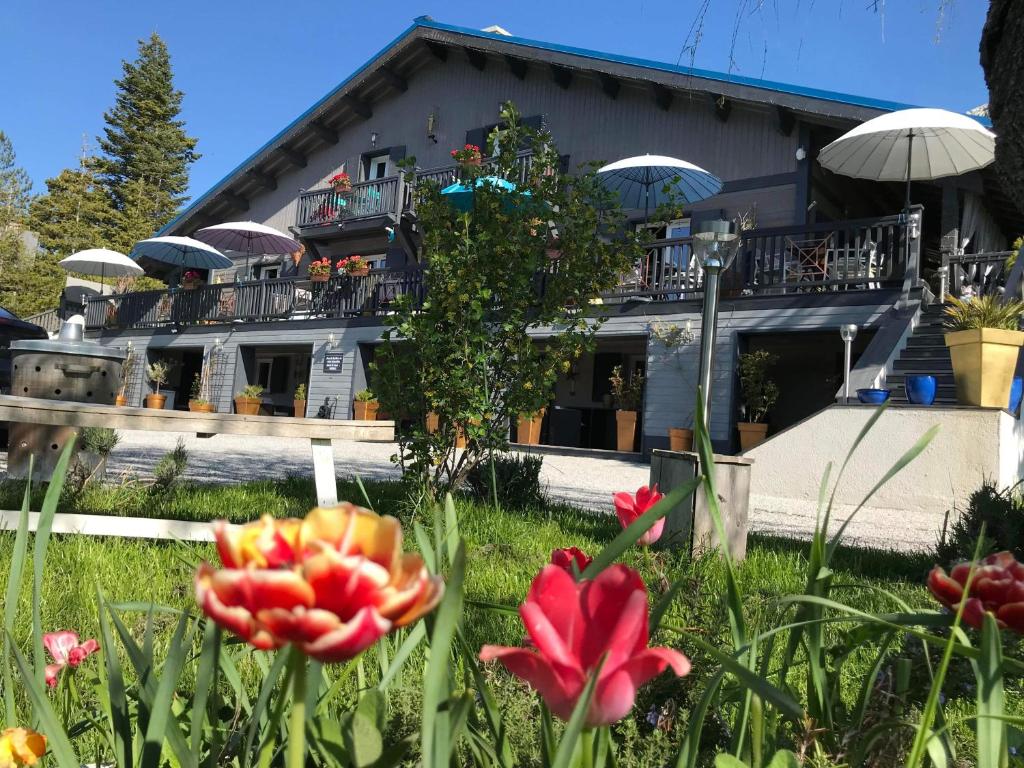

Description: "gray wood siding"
234 56 800 236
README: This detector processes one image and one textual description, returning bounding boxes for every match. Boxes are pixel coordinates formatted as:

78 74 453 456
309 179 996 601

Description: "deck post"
310 438 339 507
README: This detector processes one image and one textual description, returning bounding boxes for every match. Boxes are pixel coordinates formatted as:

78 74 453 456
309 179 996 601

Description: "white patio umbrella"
129 236 232 280
597 154 723 222
818 108 996 211
193 221 299 280
59 248 143 295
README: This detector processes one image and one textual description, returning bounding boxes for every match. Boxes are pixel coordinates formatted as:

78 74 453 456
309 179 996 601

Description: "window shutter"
388 145 407 162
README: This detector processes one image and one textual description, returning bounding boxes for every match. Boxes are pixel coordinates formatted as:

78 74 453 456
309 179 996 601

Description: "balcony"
294 151 536 231
85 210 918 331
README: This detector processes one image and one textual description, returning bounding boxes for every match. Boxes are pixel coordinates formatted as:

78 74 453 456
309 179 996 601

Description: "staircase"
886 303 957 405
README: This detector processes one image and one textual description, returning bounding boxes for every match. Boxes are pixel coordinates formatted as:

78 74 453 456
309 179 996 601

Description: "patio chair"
785 232 834 291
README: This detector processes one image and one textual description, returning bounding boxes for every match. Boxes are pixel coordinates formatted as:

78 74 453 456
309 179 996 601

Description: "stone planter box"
649 449 752 560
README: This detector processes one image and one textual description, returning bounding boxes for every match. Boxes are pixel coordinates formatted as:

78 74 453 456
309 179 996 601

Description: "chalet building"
82 17 1022 453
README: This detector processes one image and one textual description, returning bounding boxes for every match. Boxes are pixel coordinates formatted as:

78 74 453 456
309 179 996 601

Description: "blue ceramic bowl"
905 375 937 406
857 388 891 404
1010 376 1023 413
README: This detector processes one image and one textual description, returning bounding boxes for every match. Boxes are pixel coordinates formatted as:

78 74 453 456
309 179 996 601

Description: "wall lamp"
370 131 378 148
426 110 439 143
326 333 337 350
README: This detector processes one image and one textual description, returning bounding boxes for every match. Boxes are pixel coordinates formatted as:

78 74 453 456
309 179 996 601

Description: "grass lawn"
4 474 997 765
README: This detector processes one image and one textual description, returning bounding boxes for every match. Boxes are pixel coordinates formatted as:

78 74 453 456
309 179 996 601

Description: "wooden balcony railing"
83 268 425 330
296 151 536 229
942 250 1018 299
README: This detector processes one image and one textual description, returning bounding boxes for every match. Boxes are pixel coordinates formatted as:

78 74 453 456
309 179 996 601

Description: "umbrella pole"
101 264 105 296
904 130 914 279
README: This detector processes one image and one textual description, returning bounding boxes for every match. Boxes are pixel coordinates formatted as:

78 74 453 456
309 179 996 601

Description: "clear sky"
0 0 989 202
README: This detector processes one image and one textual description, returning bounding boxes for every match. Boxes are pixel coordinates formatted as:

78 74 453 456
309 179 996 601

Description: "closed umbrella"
818 108 995 211
59 248 143 295
129 236 232 280
597 154 723 222
194 221 300 280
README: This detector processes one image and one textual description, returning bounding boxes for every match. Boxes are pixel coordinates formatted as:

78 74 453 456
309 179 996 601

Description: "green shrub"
237 384 264 398
943 294 1024 331
151 438 189 492
936 479 1024 563
79 427 120 456
354 388 376 402
465 452 544 508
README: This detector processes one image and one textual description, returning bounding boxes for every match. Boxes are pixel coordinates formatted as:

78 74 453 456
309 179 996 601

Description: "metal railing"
83 267 426 330
296 176 403 228
22 308 62 334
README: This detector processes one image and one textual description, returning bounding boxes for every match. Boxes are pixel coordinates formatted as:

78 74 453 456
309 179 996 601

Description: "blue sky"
1 0 989 202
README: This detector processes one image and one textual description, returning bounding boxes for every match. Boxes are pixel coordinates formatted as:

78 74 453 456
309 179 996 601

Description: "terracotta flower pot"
668 427 693 452
145 393 166 410
182 280 199 290
737 422 769 451
235 396 262 416
354 400 380 420
332 182 352 194
945 328 1024 407
189 401 215 413
517 409 545 445
294 399 306 417
347 266 370 277
426 412 440 433
310 273 330 283
115 394 128 407
615 410 638 452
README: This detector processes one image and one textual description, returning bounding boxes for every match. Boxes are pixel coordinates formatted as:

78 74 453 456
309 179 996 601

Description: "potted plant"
188 373 215 413
234 384 264 416
516 408 546 445
115 345 136 406
182 269 202 290
337 254 370 277
737 350 779 450
451 143 482 167
944 295 1024 407
294 382 307 418
328 171 352 193
353 388 380 420
308 257 332 283
610 364 644 452
145 360 170 409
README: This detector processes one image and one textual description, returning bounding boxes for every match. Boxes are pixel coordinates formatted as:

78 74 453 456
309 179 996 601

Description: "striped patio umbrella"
597 154 723 221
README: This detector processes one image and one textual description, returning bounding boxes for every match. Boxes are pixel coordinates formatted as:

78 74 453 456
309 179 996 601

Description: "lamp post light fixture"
693 219 738 433
839 324 858 404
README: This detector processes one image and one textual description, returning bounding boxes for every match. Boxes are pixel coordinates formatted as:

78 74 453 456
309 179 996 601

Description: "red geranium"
480 563 689 727
928 550 1024 633
451 144 482 163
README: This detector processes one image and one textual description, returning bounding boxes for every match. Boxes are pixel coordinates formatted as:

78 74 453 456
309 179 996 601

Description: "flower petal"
300 606 392 662
42 631 79 665
578 565 648 668
479 645 584 721
928 567 964 608
525 565 584 657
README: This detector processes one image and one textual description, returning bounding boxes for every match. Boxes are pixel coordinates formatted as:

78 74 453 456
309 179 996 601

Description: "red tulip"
480 564 689 727
43 631 99 688
550 547 592 577
613 485 665 546
196 505 444 662
928 550 1024 633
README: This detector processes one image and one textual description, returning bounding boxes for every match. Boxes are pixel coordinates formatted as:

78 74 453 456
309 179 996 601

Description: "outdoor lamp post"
693 219 738 433
840 324 858 404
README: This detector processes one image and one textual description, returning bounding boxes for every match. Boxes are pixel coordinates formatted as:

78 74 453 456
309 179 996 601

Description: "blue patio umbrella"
440 175 529 212
129 236 232 281
597 154 722 222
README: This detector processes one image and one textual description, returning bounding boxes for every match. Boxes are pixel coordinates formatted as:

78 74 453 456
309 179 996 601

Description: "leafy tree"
372 103 640 495
981 0 1024 217
97 32 199 241
0 252 65 317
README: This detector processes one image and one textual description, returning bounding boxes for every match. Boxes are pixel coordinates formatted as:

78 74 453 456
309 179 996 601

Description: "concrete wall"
743 404 1024 551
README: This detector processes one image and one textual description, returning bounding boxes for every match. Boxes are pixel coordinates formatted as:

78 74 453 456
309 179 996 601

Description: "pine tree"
0 131 33 284
97 32 199 240
29 155 116 259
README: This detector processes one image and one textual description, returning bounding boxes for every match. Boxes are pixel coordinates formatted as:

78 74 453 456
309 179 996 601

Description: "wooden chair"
785 233 834 290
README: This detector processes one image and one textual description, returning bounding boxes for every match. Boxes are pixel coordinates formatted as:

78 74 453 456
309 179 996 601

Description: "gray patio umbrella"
597 154 723 222
194 221 299 280
129 236 232 281
59 248 143 295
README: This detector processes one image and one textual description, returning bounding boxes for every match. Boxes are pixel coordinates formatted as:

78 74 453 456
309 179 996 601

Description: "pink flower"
550 547 592 577
612 485 665 546
43 631 99 688
480 564 689 727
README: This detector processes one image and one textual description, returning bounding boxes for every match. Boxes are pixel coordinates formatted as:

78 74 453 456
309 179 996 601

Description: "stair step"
906 335 948 348
893 360 953 373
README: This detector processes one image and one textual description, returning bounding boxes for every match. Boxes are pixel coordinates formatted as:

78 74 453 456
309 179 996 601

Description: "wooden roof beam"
505 55 528 80
222 191 250 212
599 72 620 100
425 40 448 61
310 121 338 145
343 94 372 120
550 64 573 90
379 66 408 92
464 47 487 71
246 169 277 191
651 83 673 111
278 146 307 168
712 94 732 122
775 105 795 136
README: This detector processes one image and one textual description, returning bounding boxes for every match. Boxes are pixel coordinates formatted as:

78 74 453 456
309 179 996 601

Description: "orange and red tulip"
0 728 46 767
928 550 1024 633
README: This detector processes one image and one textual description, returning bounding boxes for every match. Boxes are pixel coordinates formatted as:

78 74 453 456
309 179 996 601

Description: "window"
259 265 280 280
364 154 390 181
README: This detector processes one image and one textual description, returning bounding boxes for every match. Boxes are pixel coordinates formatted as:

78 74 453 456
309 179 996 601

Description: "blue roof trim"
162 15 992 235
157 20 424 236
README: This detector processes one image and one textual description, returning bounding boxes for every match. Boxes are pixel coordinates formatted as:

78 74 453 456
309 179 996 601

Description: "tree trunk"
981 0 1024 212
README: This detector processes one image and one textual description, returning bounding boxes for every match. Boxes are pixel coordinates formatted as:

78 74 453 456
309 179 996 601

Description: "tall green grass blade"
421 541 465 767
190 623 220 755
378 622 426 691
2 467 32 726
550 660 604 768
822 402 889 533
9 639 79 768
32 439 76 690
97 591 133 768
457 632 514 768
443 493 460 568
414 521 437 574
140 612 193 768
581 478 701 580
242 648 289 768
354 474 375 510
972 611 1006 768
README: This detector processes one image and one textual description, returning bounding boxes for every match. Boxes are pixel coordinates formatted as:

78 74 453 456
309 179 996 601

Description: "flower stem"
286 646 307 768
581 729 594 768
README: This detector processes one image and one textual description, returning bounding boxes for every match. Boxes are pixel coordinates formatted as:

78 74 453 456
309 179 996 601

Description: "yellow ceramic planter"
945 328 1024 407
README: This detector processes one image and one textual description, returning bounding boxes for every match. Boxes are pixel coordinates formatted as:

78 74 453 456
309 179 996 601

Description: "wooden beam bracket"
464 47 487 71
379 66 408 92
652 83 673 111
278 146 307 168
343 94 373 120
550 64 573 90
222 191 250 211
246 169 277 191
310 121 338 145
505 55 528 80
425 40 448 61
599 72 620 100
775 105 795 136
712 94 732 123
